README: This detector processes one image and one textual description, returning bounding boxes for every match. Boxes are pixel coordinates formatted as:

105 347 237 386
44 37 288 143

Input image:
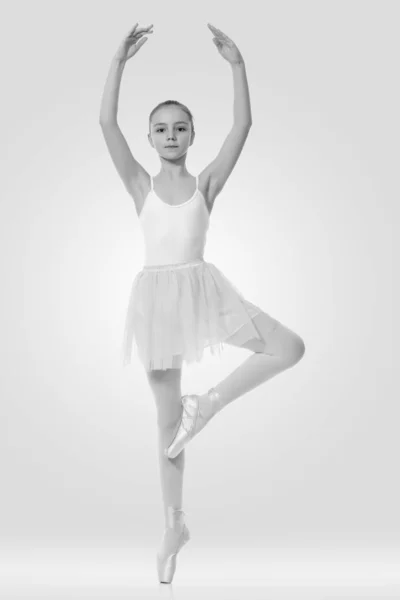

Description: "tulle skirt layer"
121 258 273 371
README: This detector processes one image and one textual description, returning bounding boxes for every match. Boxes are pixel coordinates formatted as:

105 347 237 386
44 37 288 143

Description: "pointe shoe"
157 506 190 584
165 388 223 459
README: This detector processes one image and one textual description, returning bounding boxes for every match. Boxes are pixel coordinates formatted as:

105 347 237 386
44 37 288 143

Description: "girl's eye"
156 127 186 133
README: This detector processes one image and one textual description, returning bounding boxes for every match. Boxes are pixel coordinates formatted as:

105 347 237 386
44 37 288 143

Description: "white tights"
145 311 306 526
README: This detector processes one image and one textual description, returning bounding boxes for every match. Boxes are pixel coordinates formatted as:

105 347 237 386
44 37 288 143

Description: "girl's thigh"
223 310 279 353
145 366 183 427
224 310 305 359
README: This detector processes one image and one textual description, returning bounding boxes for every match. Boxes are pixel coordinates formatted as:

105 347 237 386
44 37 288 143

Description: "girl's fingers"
138 31 154 39
133 27 153 34
127 29 153 41
208 24 221 34
135 27 153 37
210 25 227 38
128 23 153 36
208 24 228 41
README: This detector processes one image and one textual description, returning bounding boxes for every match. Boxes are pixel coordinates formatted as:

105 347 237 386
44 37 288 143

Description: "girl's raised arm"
99 23 153 124
99 24 153 203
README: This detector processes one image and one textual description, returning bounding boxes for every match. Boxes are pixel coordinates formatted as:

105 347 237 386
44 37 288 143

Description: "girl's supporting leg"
146 366 185 521
210 311 306 410
146 365 189 557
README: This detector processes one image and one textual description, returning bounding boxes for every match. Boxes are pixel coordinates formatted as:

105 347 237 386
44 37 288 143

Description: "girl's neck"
158 165 190 181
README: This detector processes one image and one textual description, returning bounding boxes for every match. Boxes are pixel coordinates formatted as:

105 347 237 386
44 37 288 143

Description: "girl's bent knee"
264 321 305 364
286 334 306 366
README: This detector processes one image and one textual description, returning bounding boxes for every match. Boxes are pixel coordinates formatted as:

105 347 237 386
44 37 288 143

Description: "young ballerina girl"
100 22 306 584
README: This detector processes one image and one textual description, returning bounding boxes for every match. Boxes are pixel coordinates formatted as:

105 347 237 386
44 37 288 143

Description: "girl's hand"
207 23 243 65
115 23 154 62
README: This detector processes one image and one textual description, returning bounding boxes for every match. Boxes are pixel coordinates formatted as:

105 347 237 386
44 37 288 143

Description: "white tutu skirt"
121 258 275 371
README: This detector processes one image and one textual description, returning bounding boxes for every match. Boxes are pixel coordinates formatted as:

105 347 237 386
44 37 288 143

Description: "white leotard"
139 175 210 267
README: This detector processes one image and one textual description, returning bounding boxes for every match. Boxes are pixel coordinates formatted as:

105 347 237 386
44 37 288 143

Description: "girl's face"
149 108 194 157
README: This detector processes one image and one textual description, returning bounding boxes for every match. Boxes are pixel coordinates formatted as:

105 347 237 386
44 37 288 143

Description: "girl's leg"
208 311 306 411
145 365 185 521
146 364 189 558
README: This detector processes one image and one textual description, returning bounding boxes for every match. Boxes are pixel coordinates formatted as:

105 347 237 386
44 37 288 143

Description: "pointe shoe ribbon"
165 388 222 459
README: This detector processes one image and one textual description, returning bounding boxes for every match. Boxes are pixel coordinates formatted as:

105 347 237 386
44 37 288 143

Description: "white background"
0 0 398 591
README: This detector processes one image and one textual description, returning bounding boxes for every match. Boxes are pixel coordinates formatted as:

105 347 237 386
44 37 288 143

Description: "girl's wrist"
113 54 127 65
